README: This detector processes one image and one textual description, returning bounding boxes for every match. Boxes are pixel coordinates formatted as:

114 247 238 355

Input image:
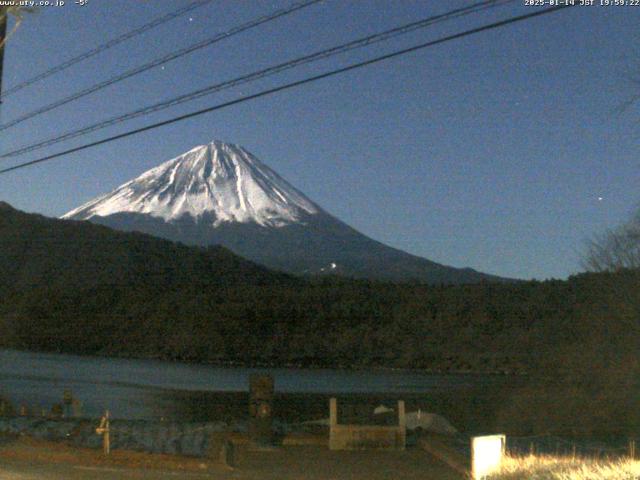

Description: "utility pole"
0 8 7 103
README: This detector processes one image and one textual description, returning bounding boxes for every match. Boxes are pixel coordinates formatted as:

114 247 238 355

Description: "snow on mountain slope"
63 141 318 227
63 140 507 284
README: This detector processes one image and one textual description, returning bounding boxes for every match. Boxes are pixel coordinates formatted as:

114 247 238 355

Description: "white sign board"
471 434 505 479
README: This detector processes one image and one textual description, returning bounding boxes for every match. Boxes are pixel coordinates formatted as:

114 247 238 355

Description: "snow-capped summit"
63 141 318 227
63 140 505 284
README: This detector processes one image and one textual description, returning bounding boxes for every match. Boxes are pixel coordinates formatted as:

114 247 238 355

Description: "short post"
330 397 337 427
248 374 274 448
96 410 111 455
629 439 636 459
397 400 406 450
0 399 8 417
329 397 338 450
72 397 82 417
220 439 235 468
63 389 72 418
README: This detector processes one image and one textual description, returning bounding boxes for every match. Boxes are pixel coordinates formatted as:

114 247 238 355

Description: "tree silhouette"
584 209 640 272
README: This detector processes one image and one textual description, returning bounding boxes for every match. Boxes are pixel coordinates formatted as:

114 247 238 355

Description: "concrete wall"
329 398 406 451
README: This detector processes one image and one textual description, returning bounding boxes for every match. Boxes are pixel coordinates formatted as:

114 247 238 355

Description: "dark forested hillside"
0 201 288 291
1 202 639 383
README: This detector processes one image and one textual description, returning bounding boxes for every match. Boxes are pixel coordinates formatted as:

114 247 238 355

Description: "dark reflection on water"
0 349 514 421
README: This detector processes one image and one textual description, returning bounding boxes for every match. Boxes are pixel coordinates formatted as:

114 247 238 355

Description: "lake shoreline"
0 347 526 435
0 346 527 377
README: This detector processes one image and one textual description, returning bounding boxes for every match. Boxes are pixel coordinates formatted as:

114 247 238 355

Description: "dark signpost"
249 374 274 448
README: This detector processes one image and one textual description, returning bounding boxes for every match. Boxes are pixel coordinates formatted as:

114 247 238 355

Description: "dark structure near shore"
329 398 406 450
249 374 274 447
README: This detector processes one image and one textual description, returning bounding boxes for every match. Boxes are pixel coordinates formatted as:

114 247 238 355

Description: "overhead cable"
0 0 215 100
0 0 323 131
0 5 573 176
0 0 514 160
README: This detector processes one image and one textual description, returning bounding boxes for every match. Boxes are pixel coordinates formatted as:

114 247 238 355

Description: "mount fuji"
63 141 501 284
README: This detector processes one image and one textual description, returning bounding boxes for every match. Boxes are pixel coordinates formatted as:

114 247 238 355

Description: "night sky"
0 0 638 280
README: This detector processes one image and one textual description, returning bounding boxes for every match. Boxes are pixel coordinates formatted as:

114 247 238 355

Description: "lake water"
0 349 506 420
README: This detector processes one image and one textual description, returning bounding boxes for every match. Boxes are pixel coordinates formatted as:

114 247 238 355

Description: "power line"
0 0 215 101
0 5 573 176
0 0 323 132
0 0 514 160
